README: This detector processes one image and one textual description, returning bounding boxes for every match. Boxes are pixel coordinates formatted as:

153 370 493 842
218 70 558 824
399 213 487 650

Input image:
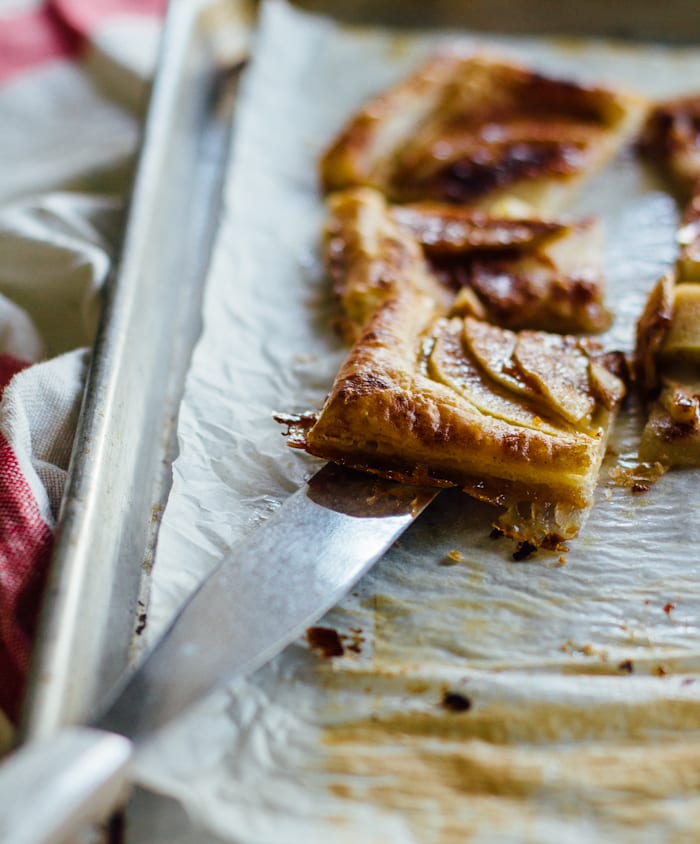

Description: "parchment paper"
132 4 700 841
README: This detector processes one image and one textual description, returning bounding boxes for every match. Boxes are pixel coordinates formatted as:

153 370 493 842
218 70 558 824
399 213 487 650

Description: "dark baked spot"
441 691 472 713
307 626 345 658
513 540 537 561
618 659 634 673
436 142 579 204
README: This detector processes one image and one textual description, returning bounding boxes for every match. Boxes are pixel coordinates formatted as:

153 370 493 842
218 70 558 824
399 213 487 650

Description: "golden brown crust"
444 216 611 333
635 274 674 401
640 94 700 200
320 52 461 195
321 49 647 212
636 96 700 467
323 188 452 341
676 195 700 282
389 202 566 254
327 187 611 336
284 288 624 547
636 280 700 466
641 95 700 282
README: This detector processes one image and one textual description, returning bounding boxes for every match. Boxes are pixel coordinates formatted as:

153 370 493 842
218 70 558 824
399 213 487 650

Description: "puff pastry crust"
282 51 640 550
636 275 700 465
324 188 452 341
321 50 646 212
282 287 624 548
325 187 611 336
636 95 700 465
642 95 700 281
286 188 627 548
641 94 700 199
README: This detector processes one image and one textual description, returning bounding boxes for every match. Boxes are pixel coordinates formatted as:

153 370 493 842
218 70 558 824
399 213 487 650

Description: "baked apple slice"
636 277 700 465
395 200 611 333
325 187 611 336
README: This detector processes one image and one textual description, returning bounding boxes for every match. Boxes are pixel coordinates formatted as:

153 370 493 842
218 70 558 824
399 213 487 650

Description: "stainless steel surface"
95 464 436 741
20 0 700 772
21 0 247 740
0 465 435 844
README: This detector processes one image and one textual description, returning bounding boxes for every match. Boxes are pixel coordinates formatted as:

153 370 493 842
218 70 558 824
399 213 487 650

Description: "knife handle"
0 727 132 844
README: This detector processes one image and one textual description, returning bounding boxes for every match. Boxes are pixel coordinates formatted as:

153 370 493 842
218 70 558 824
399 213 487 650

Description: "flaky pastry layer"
326 187 611 336
636 276 700 466
321 50 646 212
282 288 624 548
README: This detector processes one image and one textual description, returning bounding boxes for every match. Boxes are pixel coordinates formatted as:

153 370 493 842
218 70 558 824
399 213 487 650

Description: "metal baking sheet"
21 0 252 739
16 0 700 840
127 3 700 843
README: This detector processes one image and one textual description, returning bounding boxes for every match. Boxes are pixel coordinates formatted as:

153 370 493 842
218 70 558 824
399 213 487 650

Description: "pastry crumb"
440 549 464 566
607 461 666 490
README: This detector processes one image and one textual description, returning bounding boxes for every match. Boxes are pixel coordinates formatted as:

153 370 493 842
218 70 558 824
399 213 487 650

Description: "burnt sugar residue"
307 626 345 658
435 142 580 204
513 541 537 562
441 691 473 713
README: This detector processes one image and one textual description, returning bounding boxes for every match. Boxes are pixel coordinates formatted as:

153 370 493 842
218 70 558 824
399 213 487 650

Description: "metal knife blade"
0 464 436 844
96 462 436 740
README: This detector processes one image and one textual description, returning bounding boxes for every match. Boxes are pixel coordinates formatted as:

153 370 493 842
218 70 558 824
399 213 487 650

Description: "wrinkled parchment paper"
132 4 700 840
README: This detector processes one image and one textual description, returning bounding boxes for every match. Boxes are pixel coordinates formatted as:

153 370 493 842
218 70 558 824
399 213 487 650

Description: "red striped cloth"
0 373 52 724
0 0 165 731
0 0 167 83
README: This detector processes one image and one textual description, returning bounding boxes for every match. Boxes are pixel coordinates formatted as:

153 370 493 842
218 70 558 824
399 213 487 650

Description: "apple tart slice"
324 188 452 342
635 95 700 465
640 94 700 200
321 50 646 212
326 187 611 337
641 94 700 280
636 275 700 465
391 200 611 333
281 287 625 549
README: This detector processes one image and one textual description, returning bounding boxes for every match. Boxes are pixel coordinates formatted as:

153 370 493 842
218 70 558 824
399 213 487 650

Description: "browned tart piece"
641 94 700 279
635 94 700 465
326 187 611 336
323 188 452 342
282 286 624 549
284 189 626 548
393 200 611 333
677 197 700 283
321 50 646 212
640 94 700 200
636 275 700 465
